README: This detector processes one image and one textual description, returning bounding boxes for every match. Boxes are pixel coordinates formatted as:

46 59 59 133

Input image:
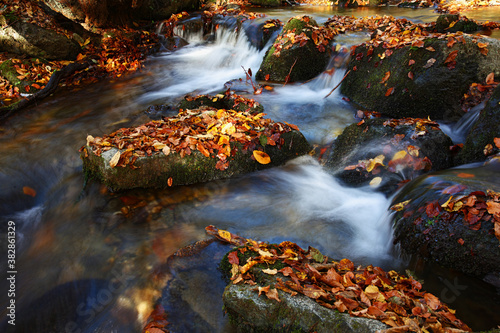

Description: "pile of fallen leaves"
460 73 499 112
82 96 299 171
391 166 500 243
436 0 500 14
271 16 337 57
206 225 471 332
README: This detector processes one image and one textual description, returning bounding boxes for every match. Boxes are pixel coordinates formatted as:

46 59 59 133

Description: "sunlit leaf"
486 73 496 85
456 172 475 178
218 229 232 242
109 150 121 168
263 268 278 275
391 200 411 211
167 177 173 187
253 150 271 164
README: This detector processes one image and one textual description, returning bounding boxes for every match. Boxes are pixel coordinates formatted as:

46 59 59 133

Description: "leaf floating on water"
253 150 271 164
23 186 37 197
218 229 232 243
369 177 382 187
366 155 385 172
109 150 121 168
456 172 475 178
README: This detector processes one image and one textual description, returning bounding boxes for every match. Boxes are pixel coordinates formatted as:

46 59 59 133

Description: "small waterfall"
439 102 484 144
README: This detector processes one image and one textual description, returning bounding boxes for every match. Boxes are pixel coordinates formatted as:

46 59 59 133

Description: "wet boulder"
242 18 282 50
255 16 333 83
0 21 81 60
455 83 500 165
324 118 453 195
341 35 500 120
223 283 388 333
178 92 264 114
435 15 480 34
391 163 500 286
80 107 311 191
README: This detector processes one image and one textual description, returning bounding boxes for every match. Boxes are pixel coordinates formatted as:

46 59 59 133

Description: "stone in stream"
341 34 500 120
455 83 500 165
80 100 311 191
255 16 334 83
324 117 453 195
391 162 500 288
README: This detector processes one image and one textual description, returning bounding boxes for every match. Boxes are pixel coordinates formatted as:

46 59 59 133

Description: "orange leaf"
412 40 424 48
380 71 391 84
265 74 270 81
486 73 496 85
385 87 394 97
408 71 414 80
424 293 440 311
408 59 415 66
444 50 459 64
253 150 271 164
486 201 500 215
495 222 500 241
457 172 475 178
167 177 173 186
425 46 435 52
285 121 299 131
477 42 489 49
494 137 500 149
23 186 37 197
197 142 210 157
458 238 464 245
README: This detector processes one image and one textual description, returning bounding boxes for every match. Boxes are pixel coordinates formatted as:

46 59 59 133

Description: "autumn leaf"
391 200 411 211
495 137 500 149
167 177 173 187
425 46 435 52
424 293 440 311
266 288 281 302
423 58 436 69
263 268 278 275
444 50 459 64
23 186 37 197
486 73 496 85
366 155 385 172
218 229 232 242
228 251 240 265
486 201 500 216
162 145 171 156
408 71 414 80
109 150 121 168
285 122 299 131
457 172 475 178
408 59 415 66
380 71 391 84
369 177 382 187
253 150 271 164
392 150 407 161
385 87 394 97
265 74 270 81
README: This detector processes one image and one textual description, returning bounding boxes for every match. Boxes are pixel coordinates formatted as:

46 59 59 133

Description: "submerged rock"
341 34 500 120
325 118 453 194
455 84 500 165
80 107 311 191
255 16 333 83
391 163 500 286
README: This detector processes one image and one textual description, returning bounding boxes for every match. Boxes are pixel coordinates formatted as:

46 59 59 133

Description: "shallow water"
1 5 499 332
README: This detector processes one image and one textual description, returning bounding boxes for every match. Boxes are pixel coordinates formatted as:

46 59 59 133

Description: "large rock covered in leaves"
391 162 500 286
341 34 500 120
455 83 500 165
324 118 453 194
216 226 471 332
80 105 311 191
255 16 333 83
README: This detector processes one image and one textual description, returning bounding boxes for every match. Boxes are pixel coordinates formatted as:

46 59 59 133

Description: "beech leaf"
109 150 121 168
253 150 271 164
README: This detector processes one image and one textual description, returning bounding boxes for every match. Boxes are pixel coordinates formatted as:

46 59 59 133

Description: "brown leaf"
423 58 436 68
424 293 440 311
495 137 500 149
109 150 121 168
266 288 281 302
23 186 37 197
444 50 459 64
486 73 496 85
408 59 415 66
486 201 500 216
228 251 239 265
380 71 391 84
408 71 414 80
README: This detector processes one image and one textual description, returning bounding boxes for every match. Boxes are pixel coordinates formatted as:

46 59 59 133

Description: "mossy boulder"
391 163 500 285
223 283 388 333
341 35 500 120
435 15 480 34
80 108 311 191
324 118 453 194
0 59 41 94
455 84 500 165
0 21 81 60
255 16 331 83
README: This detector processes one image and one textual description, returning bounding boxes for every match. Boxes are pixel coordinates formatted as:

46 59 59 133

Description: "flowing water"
1 5 499 332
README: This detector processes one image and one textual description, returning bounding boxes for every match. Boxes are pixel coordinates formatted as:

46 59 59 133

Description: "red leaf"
265 74 270 81
228 251 240 265
408 71 414 80
458 238 465 245
426 200 441 218
385 87 394 97
408 59 415 66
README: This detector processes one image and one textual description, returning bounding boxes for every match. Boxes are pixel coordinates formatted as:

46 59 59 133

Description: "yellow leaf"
153 142 166 150
441 196 453 210
390 200 411 211
253 150 271 164
369 177 382 187
109 150 121 168
86 135 95 146
366 155 385 172
218 229 232 242
391 150 407 161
